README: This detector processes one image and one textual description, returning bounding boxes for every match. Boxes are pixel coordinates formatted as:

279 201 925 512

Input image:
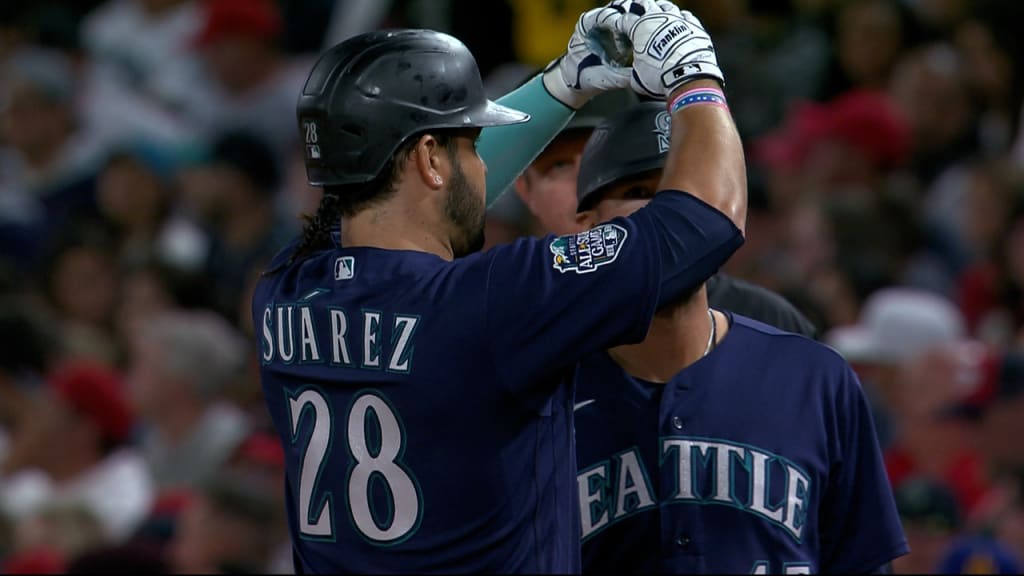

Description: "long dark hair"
265 129 462 274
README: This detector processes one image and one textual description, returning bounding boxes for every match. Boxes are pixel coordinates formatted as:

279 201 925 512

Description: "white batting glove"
622 8 724 99
541 0 656 109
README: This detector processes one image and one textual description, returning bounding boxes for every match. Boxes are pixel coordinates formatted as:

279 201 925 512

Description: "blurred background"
0 0 1023 573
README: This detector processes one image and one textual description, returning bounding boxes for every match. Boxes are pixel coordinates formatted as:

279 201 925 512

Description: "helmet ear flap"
297 29 528 188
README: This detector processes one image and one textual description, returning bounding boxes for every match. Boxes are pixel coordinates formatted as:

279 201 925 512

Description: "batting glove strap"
626 10 725 100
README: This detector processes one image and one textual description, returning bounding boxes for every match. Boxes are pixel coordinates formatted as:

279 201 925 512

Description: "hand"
622 7 724 99
542 0 663 109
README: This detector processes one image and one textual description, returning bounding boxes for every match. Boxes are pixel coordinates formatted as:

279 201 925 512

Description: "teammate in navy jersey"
488 87 816 337
571 101 909 574
253 3 747 573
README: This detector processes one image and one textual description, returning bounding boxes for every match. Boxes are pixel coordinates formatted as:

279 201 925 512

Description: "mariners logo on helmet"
576 102 674 211
550 224 628 274
654 111 671 153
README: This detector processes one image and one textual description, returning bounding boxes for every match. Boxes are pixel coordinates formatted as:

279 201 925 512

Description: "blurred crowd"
0 0 1023 573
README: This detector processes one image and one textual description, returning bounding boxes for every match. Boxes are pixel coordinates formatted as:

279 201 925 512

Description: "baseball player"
253 3 747 573
491 90 818 337
489 85 816 337
571 101 909 573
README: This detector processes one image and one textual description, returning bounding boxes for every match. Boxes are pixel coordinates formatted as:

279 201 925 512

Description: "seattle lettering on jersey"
260 303 419 373
577 437 811 542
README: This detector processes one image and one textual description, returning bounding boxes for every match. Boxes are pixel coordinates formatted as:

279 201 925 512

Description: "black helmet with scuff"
297 29 530 187
576 101 673 211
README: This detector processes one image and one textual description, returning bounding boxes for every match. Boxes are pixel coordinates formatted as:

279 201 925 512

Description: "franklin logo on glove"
648 21 691 61
615 5 725 98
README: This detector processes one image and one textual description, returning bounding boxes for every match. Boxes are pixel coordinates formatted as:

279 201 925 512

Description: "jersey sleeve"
820 363 909 573
483 190 741 396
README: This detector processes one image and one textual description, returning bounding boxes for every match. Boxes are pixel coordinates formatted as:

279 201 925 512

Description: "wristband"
667 87 728 115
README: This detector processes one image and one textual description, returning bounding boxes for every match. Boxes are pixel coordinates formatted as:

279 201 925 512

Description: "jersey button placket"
671 416 683 430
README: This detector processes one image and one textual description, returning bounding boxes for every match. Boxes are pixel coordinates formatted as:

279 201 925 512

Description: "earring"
434 175 443 185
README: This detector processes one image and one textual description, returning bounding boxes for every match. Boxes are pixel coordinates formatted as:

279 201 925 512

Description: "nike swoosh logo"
574 399 596 411
300 288 328 301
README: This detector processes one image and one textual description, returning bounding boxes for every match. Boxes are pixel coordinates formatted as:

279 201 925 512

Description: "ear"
513 173 530 203
575 210 598 232
412 134 447 191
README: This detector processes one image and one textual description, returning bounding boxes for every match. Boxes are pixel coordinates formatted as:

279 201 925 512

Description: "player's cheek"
623 198 652 218
596 200 640 222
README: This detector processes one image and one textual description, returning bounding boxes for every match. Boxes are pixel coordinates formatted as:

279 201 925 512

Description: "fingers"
656 1 682 16
601 0 650 36
577 8 597 37
596 5 627 27
575 5 609 53
679 10 706 31
579 3 630 37
618 0 657 16
630 69 660 99
579 2 641 68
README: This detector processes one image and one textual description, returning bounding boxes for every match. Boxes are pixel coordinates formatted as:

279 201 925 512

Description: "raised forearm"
477 75 574 207
660 80 747 234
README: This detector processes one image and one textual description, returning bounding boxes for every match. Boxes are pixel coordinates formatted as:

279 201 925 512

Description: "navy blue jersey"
253 192 741 573
574 313 908 574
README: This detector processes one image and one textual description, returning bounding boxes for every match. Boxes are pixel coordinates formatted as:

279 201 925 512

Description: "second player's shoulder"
708 274 818 338
730 312 812 341
726 313 867 413
728 313 852 374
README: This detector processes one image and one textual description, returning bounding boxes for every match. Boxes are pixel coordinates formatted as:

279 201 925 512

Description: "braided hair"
291 190 343 264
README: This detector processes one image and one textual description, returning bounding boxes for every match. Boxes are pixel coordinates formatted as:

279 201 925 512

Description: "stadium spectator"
39 223 121 366
0 361 152 547
0 47 106 272
178 129 292 324
170 471 282 574
186 0 310 156
124 309 251 490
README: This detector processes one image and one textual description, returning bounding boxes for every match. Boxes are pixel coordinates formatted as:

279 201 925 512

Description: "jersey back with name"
252 218 664 573
573 314 908 574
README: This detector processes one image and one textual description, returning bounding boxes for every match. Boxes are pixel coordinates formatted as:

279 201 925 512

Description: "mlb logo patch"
335 256 355 280
307 145 321 160
549 223 628 274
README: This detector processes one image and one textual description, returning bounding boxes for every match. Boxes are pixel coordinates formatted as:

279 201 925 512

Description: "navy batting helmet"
297 29 530 187
576 101 672 211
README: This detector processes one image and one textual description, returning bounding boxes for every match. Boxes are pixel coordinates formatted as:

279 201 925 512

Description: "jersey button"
676 535 690 547
671 416 683 430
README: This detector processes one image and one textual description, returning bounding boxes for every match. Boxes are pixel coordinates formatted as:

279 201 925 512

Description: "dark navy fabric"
253 190 742 573
574 313 908 574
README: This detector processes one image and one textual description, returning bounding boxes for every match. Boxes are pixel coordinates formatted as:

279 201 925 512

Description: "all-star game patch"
550 223 628 274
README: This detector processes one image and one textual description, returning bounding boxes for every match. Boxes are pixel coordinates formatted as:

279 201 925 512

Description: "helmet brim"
469 100 530 127
577 156 666 211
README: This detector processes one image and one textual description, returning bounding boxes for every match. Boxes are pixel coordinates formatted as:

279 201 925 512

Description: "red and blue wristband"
667 87 728 115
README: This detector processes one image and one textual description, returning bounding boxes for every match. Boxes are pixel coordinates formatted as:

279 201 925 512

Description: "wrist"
541 63 588 110
667 79 724 103
666 84 728 116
